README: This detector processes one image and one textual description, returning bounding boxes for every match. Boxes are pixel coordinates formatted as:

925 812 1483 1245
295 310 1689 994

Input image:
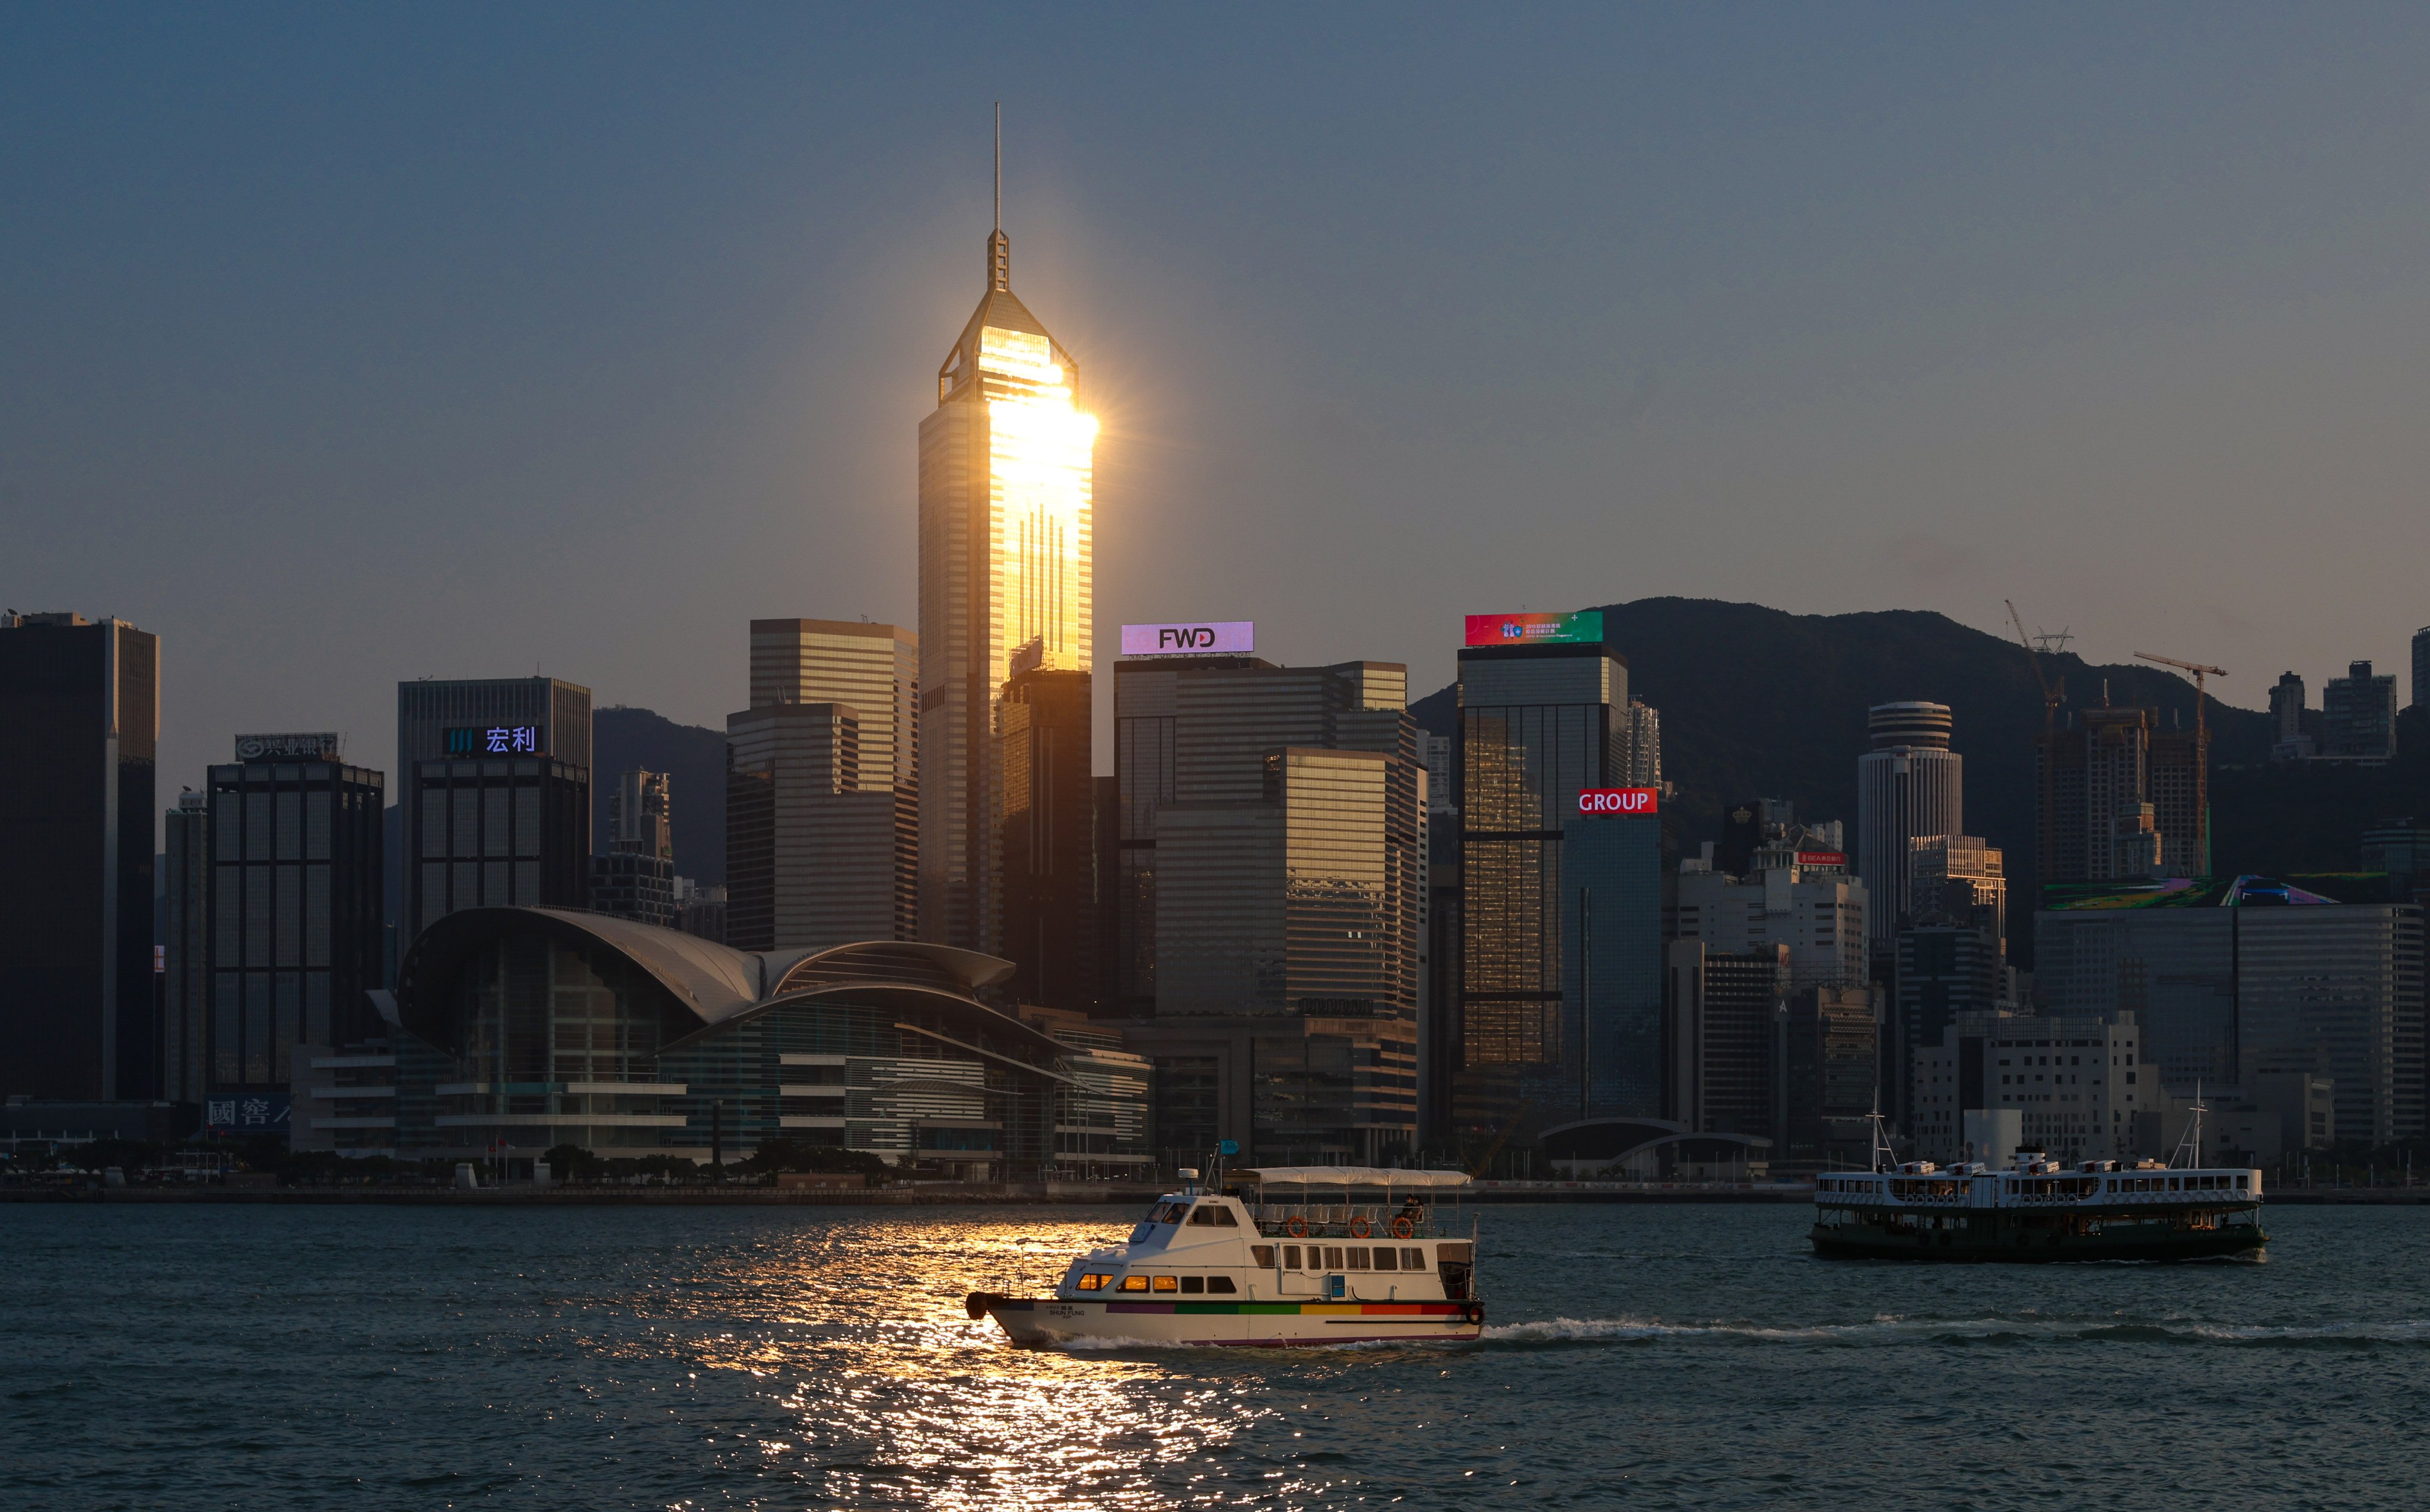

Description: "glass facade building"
1665 942 1789 1139
409 757 589 935
1557 811 1664 1121
0 613 158 1101
590 770 676 928
918 225 1095 955
199 749 385 1132
1453 637 1626 1139
748 619 918 939
1855 702 1962 946
163 791 211 1104
723 704 901 953
999 668 1098 1010
396 677 592 941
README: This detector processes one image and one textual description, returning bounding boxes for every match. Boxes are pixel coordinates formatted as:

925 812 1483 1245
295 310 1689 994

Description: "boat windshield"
1127 1199 1191 1243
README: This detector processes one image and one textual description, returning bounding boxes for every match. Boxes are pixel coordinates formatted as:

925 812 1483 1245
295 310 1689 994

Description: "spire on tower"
989 103 1010 293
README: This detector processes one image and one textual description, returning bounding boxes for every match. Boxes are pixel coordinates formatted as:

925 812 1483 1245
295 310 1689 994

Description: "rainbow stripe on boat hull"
968 1294 1485 1348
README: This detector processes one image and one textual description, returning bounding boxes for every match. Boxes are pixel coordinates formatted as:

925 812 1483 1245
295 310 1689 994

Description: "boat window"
1373 1247 1398 1272
1152 1274 1179 1292
1282 1244 1302 1269
1180 1276 1205 1294
1251 1245 1276 1268
1206 1276 1238 1295
1189 1204 1238 1227
1401 1247 1425 1269
1117 1275 1149 1292
1151 1202 1187 1224
1346 1247 1370 1270
1323 1246 1345 1270
1075 1272 1112 1291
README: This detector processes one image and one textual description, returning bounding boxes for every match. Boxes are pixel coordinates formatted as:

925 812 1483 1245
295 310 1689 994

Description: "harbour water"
6 1201 2429 1508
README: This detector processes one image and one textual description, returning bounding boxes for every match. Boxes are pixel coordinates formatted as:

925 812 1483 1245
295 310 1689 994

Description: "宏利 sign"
234 732 341 761
1576 787 1659 815
1121 621 1254 656
1465 610 1605 648
445 725 544 757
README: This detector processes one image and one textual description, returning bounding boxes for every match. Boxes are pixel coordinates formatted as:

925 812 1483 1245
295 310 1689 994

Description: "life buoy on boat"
1464 1304 1485 1326
1389 1216 1415 1239
1284 1216 1307 1238
1349 1218 1372 1238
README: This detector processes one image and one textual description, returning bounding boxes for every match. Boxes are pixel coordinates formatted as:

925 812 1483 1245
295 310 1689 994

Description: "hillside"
1412 597 2419 961
595 706 729 886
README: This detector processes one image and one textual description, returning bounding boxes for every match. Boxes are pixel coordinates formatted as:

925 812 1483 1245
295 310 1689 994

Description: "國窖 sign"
1575 787 1659 815
1122 621 1254 656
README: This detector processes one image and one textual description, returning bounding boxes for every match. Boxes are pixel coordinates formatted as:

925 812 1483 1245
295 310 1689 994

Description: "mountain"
594 706 728 886
1413 597 2422 962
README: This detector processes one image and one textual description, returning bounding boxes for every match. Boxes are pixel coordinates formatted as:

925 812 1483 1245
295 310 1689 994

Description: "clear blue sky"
8 5 2430 814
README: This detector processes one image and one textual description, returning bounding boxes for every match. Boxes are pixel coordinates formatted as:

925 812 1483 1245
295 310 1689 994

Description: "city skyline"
12 9 2430 820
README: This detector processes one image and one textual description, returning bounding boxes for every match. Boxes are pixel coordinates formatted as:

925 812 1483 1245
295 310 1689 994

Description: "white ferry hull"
970 1294 1484 1349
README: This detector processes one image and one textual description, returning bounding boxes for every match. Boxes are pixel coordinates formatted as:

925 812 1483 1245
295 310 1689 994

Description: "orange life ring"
1389 1215 1415 1239
1348 1217 1371 1238
1284 1216 1307 1238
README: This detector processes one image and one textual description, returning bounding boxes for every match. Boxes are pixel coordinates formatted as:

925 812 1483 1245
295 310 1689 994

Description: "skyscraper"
918 192 1095 954
1454 611 1628 1139
199 738 386 1136
162 789 210 1104
2414 627 2429 714
1855 702 1962 946
749 618 918 929
2321 660 2398 763
591 770 677 928
0 612 158 1101
396 677 592 939
724 704 900 952
999 667 1097 1009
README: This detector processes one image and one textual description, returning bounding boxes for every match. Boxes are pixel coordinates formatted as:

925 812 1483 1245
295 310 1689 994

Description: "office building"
199 738 386 1136
1893 910 2002 1132
1911 1011 2142 1165
1558 805 1664 1120
1910 834 2006 946
725 704 900 953
998 668 1097 1009
384 911 1136 1175
1624 698 1662 787
749 619 918 938
675 878 728 945
1778 984 1878 1166
1113 654 1417 1015
2415 627 2429 713
2269 671 2315 762
2363 820 2430 906
408 755 589 932
2038 877 2425 1145
1455 612 1628 1138
162 790 210 1104
1856 703 1962 945
2321 660 2398 763
590 770 677 929
1672 855 1868 992
1116 1008 1419 1168
396 677 592 939
0 612 158 1101
1665 942 1789 1138
917 209 1095 954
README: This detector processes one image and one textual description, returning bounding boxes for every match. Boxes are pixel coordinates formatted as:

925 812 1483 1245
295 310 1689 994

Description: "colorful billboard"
1575 787 1659 815
1121 621 1254 656
1465 610 1604 648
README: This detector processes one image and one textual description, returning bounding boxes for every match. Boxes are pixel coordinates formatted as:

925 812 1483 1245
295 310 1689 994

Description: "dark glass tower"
201 745 386 1135
396 677 591 944
999 668 1097 1009
0 613 158 1100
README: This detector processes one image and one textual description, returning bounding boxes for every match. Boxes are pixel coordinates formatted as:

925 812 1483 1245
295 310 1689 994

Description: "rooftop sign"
1122 621 1254 656
1465 610 1603 648
446 725 543 756
1576 787 1659 815
234 733 341 761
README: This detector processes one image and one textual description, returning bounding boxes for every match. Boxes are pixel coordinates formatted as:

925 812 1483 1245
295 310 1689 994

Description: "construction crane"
2006 600 2065 738
2134 650 2228 875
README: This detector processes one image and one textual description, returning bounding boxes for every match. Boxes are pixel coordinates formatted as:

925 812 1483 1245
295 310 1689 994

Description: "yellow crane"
2006 600 2065 739
2133 650 2227 875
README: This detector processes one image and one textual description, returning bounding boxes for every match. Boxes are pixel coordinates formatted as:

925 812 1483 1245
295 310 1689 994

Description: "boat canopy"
1232 1167 1472 1189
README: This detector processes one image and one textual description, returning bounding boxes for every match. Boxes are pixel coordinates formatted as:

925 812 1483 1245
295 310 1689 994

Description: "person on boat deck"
1397 1196 1424 1228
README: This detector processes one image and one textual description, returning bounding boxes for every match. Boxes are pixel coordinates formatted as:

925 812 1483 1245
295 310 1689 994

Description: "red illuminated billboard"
1575 787 1659 815
1796 851 1847 866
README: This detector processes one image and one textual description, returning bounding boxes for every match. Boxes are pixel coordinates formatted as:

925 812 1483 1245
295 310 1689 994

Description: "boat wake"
1478 1314 2430 1349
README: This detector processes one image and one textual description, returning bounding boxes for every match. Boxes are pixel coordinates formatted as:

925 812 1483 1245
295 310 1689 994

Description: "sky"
9 5 2430 825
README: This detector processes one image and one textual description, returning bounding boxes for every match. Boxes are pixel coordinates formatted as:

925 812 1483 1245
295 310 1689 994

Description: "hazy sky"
9 5 2430 817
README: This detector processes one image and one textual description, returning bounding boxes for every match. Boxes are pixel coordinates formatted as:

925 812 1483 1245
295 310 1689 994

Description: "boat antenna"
1867 1098 1895 1173
2171 1081 2208 1170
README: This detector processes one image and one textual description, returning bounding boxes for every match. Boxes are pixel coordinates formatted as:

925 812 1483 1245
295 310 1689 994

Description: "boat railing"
1249 1201 1437 1240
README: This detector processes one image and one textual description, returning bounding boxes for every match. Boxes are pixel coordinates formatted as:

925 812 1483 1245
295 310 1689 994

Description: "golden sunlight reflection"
606 1211 1326 1507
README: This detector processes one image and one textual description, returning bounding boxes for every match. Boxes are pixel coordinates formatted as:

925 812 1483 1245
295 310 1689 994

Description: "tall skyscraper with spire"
918 122 1097 955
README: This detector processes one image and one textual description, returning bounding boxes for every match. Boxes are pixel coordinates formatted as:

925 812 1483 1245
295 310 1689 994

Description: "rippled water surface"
6 1201 2429 1508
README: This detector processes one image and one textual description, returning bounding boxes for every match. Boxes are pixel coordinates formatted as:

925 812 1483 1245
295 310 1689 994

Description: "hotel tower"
917 192 1097 954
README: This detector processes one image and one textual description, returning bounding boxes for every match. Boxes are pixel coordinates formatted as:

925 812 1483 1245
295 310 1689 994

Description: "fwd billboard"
1575 787 1659 815
1121 621 1255 656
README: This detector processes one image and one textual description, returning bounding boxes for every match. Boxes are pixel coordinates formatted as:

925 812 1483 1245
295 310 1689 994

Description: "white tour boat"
967 1167 1485 1348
